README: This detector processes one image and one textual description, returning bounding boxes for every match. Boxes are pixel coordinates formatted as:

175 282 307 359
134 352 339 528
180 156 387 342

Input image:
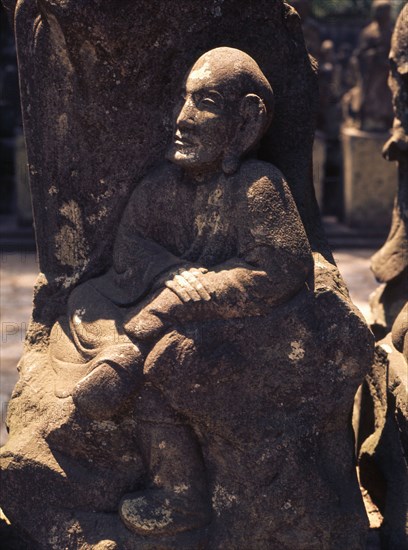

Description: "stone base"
341 128 398 229
0 258 374 549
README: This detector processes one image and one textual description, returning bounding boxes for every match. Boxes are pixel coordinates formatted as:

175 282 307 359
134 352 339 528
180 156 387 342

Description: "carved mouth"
174 131 196 148
175 139 193 147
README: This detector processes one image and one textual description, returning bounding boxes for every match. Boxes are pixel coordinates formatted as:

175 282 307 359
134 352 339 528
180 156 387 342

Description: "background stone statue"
340 0 398 230
1 2 374 548
342 0 394 132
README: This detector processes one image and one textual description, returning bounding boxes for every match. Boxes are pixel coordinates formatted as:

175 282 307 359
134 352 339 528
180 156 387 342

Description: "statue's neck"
182 167 221 186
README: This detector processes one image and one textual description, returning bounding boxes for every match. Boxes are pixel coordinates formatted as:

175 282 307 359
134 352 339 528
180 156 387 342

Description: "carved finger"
165 279 193 303
180 270 211 301
173 274 202 302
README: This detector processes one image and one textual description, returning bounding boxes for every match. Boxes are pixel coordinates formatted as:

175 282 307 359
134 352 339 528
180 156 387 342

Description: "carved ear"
222 94 268 176
238 93 268 153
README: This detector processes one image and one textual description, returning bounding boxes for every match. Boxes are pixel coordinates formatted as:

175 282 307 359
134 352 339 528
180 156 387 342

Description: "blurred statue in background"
343 0 394 132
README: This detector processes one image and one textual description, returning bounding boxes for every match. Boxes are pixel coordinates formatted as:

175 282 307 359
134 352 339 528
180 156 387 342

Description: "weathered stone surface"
15 131 32 225
356 8 408 549
370 4 408 337
355 335 408 550
1 255 373 549
341 127 397 229
0 2 374 548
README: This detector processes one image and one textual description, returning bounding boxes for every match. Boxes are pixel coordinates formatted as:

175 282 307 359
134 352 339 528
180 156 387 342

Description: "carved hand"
123 268 211 342
165 267 211 303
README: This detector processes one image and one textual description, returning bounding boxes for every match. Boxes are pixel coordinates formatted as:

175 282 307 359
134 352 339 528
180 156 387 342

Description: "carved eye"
194 91 224 110
200 97 217 107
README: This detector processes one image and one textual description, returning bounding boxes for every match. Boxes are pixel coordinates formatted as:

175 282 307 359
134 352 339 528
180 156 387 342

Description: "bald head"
188 47 274 126
168 47 274 176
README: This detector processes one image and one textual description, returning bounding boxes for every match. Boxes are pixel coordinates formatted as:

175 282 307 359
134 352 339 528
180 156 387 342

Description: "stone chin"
166 145 204 168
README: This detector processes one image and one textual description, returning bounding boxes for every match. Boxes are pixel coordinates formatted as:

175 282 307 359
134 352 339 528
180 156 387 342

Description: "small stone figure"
50 47 313 536
343 0 394 132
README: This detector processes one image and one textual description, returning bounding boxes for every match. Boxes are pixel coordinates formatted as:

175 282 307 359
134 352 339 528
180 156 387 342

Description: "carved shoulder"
234 159 311 262
131 161 182 197
236 159 293 210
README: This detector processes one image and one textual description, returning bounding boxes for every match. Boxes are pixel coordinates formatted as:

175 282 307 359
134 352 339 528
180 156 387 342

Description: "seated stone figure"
49 47 313 536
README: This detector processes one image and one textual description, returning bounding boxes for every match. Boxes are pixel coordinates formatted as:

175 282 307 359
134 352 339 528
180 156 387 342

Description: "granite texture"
0 2 374 548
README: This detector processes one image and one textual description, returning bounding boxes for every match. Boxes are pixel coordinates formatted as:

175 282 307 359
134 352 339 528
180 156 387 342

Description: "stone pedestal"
341 127 398 229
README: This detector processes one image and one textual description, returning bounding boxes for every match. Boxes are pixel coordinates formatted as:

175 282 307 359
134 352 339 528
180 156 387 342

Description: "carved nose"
176 100 195 128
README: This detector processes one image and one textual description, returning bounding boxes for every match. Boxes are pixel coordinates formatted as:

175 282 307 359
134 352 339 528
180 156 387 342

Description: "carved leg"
72 344 144 421
119 420 211 536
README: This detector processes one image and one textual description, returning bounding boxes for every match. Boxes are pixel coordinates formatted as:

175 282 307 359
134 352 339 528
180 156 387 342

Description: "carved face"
167 67 238 173
167 48 273 176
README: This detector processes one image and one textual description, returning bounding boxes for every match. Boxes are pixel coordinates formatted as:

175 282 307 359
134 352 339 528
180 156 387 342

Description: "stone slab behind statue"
0 1 374 548
341 127 398 229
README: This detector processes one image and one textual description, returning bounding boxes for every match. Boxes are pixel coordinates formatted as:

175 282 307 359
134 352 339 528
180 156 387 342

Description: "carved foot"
119 489 211 536
72 361 141 421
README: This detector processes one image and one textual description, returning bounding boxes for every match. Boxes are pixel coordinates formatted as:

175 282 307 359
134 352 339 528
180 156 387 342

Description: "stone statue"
342 0 394 132
370 3 408 336
340 0 398 229
354 7 408 548
49 47 313 535
0 4 374 548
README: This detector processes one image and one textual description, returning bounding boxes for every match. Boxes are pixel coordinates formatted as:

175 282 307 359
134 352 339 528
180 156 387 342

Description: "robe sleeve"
194 166 313 317
89 174 186 306
139 164 314 329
